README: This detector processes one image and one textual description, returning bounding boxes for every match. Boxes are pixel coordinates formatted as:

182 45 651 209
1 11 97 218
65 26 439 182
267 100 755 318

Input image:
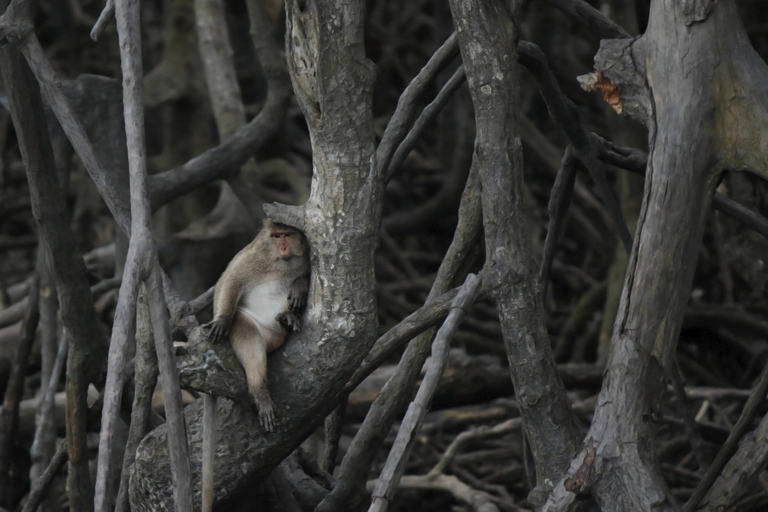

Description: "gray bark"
448 0 584 492
129 0 381 509
0 35 106 512
541 0 768 510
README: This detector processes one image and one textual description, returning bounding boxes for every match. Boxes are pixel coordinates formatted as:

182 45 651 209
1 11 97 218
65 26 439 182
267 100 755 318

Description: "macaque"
207 218 309 424
201 219 309 512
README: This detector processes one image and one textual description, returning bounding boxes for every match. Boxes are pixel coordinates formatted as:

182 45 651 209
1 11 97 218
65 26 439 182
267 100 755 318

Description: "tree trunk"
543 1 768 510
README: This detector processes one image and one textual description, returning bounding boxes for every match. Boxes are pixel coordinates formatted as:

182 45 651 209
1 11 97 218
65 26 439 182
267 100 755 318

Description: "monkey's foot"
253 389 276 432
276 312 301 332
204 318 231 344
288 290 307 312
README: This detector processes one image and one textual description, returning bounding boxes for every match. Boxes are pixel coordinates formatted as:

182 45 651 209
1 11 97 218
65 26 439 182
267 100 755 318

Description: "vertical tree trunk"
129 1 383 508
544 0 768 509
448 0 583 490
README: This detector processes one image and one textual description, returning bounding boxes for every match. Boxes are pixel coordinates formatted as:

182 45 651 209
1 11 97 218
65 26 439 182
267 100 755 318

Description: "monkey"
201 219 309 512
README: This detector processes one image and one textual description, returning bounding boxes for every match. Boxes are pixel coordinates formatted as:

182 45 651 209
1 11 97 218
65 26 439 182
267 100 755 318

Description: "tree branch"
369 274 481 512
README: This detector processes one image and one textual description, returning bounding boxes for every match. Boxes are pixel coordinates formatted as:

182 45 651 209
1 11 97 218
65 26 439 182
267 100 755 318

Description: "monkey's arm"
288 274 309 312
208 263 251 343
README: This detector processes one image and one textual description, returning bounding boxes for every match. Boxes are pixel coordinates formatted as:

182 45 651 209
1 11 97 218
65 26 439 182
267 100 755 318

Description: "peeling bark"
542 1 768 510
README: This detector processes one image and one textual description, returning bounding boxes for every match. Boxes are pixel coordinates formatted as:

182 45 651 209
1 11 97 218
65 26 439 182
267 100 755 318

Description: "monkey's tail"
202 393 217 512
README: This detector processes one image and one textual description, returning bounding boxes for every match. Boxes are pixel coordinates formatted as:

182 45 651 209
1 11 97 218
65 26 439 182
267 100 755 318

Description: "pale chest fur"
238 278 290 331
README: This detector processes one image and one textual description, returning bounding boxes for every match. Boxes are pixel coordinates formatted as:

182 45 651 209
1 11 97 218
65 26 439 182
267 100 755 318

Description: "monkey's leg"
230 313 277 432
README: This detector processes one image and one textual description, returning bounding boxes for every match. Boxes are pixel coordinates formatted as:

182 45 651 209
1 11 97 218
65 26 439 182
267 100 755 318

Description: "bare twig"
539 147 579 299
30 329 68 496
376 32 459 178
698 406 768 511
429 419 522 476
517 41 632 251
683 358 768 512
0 295 26 327
29 259 58 500
385 65 467 184
366 474 501 512
591 135 768 239
195 0 264 223
347 276 492 394
91 0 115 41
95 243 144 512
369 273 481 512
667 362 710 471
21 441 68 512
0 276 120 329
17 34 131 232
0 275 39 505
541 0 631 39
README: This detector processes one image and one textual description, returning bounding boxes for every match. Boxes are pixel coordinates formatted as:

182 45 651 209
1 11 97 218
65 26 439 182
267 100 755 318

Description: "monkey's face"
270 228 304 260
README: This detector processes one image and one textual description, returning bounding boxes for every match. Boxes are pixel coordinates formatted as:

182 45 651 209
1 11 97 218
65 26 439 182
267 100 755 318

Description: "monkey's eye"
284 233 292 237
271 233 279 238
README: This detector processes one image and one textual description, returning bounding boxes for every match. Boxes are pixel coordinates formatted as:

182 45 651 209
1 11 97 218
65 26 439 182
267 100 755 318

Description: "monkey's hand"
276 312 301 332
253 389 276 432
204 317 232 344
288 276 309 312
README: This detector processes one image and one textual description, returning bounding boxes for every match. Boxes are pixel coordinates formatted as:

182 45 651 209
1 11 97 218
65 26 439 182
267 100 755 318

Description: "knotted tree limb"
541 1 768 510
448 0 583 494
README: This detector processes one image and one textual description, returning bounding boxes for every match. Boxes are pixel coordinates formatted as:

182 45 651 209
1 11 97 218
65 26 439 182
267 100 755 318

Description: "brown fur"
202 220 309 512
